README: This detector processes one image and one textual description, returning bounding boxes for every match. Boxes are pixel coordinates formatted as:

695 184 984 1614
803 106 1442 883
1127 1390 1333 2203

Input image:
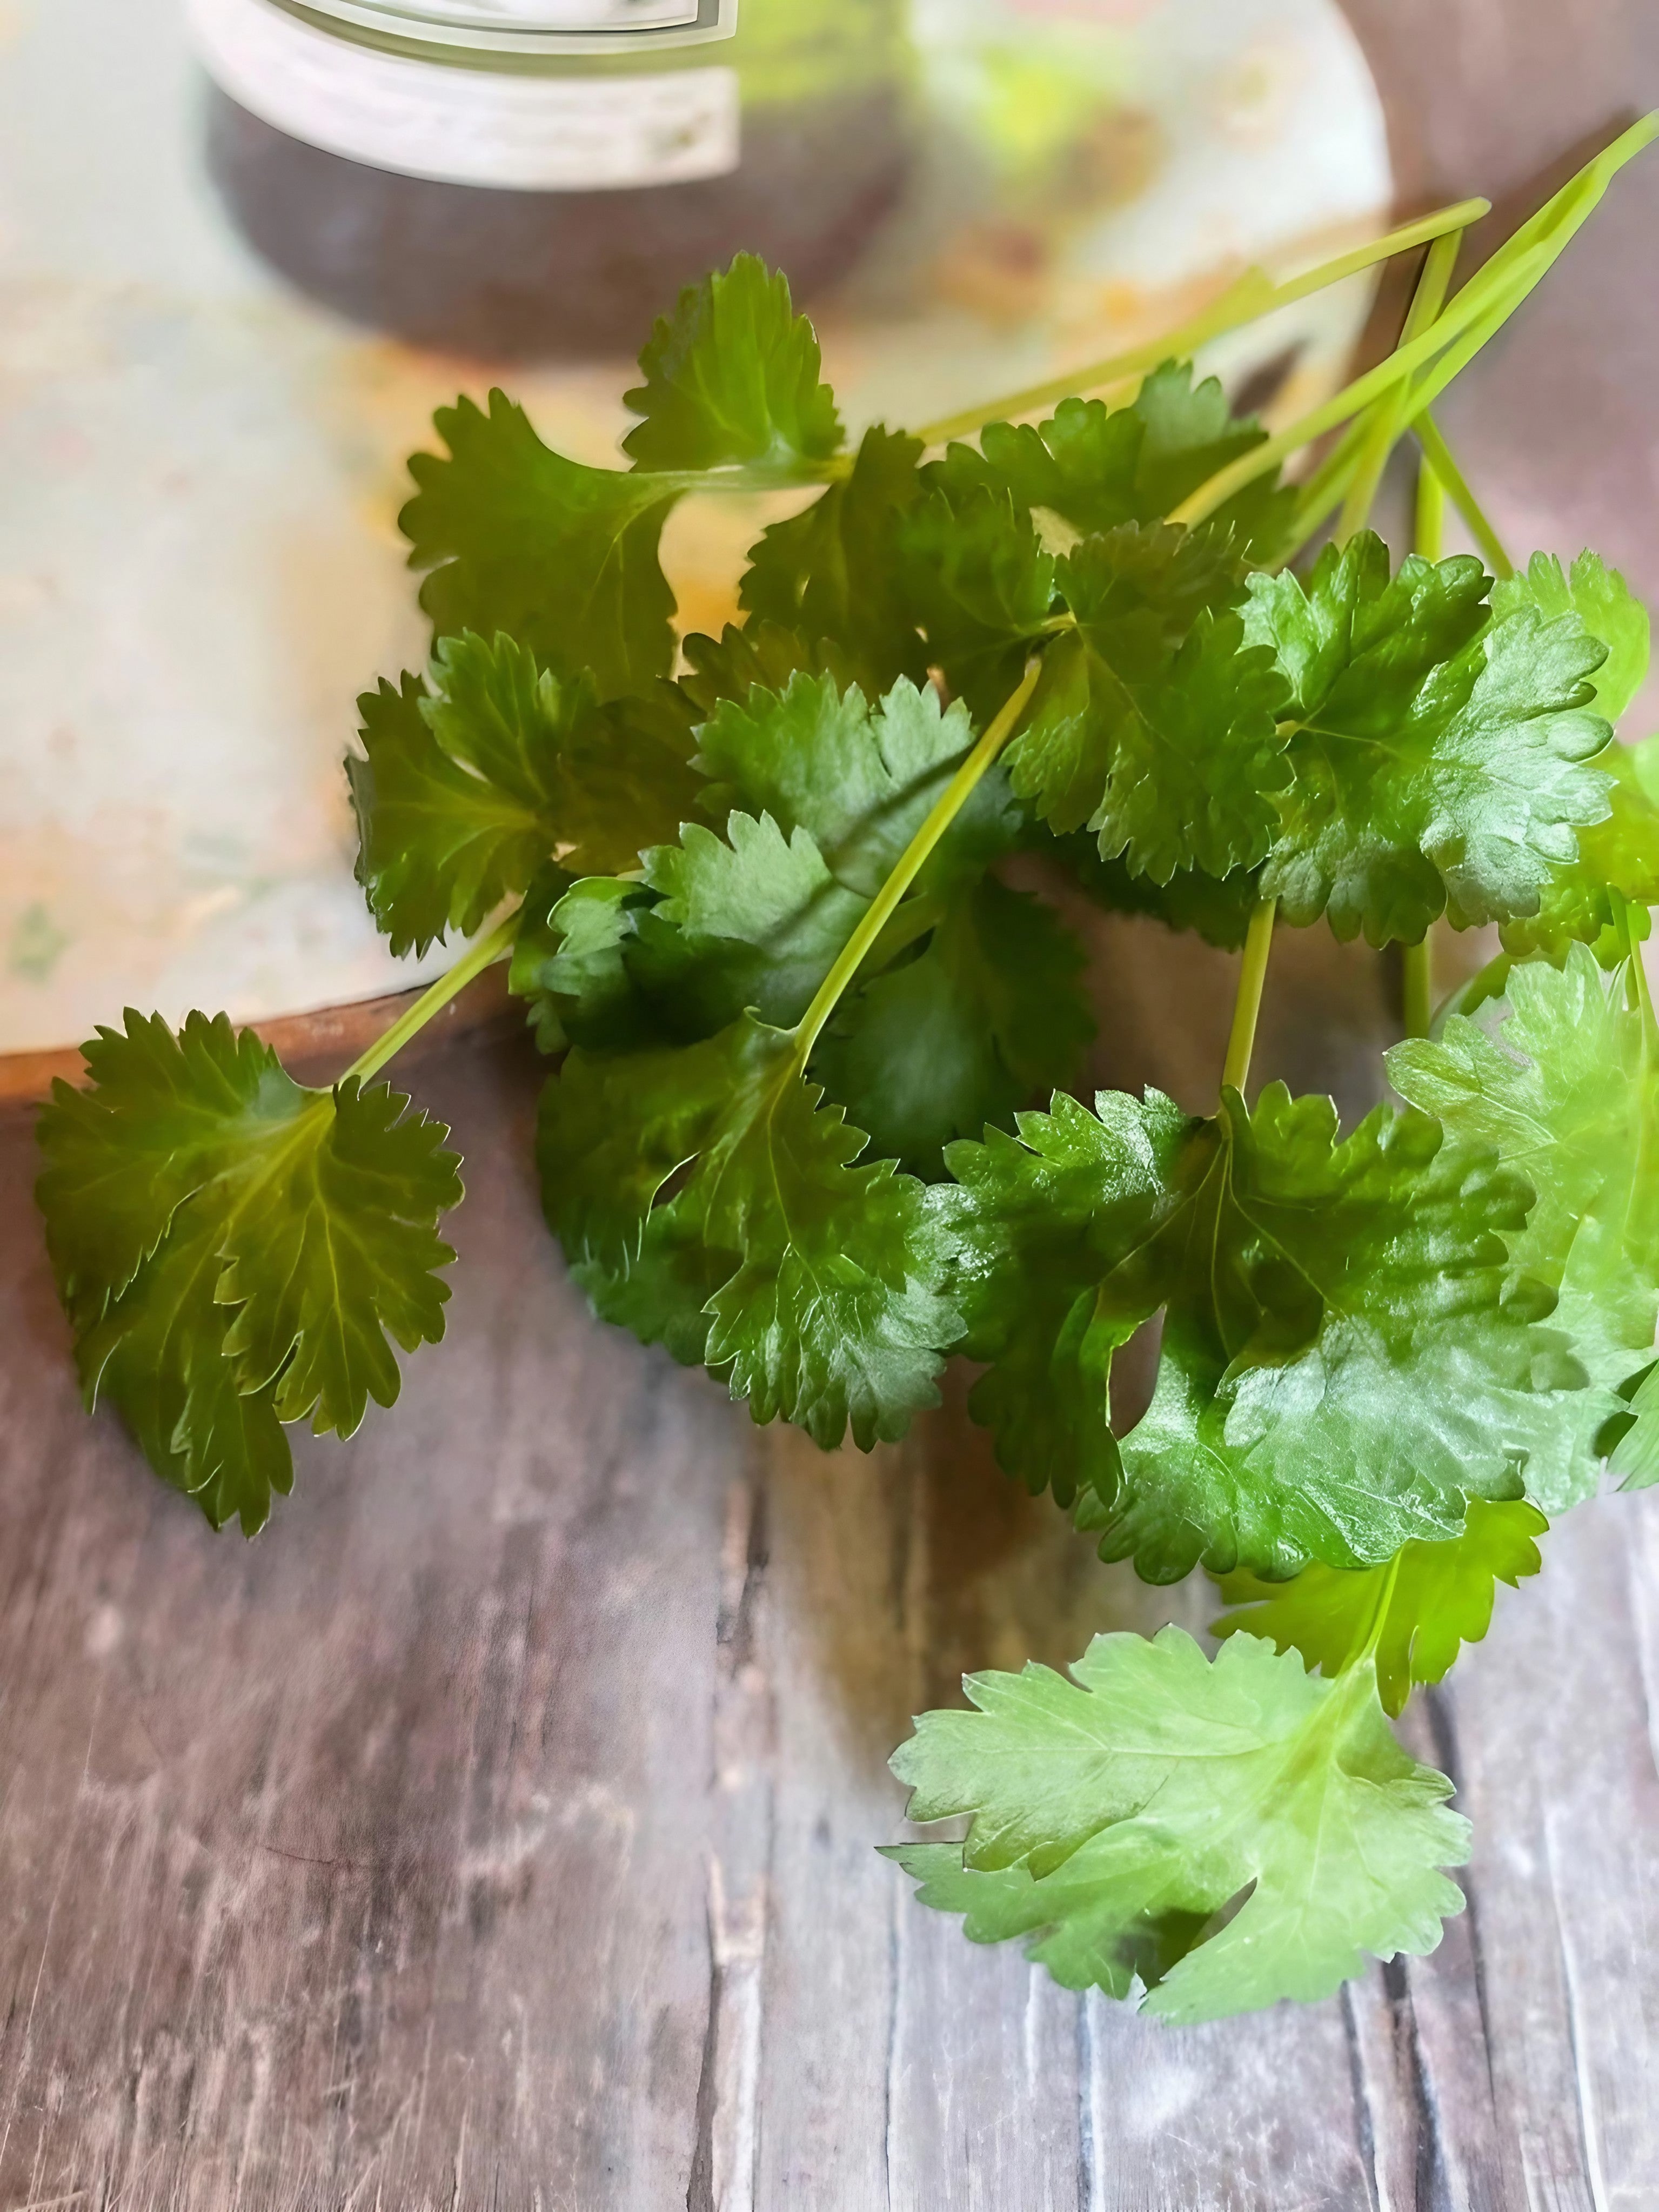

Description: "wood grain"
3 906 1657 2210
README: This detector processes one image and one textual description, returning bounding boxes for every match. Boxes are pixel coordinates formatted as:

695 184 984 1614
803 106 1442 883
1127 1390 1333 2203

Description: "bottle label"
188 0 742 191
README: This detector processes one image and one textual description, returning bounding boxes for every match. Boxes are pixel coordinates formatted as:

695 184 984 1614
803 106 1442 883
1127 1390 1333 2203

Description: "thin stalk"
345 910 521 1086
791 663 1043 1064
1169 239 1556 531
1415 413 1515 577
1401 940 1434 1041
1175 115 1659 533
912 197 1491 446
1335 226 1463 545
1222 899 1278 1096
1415 445 1447 564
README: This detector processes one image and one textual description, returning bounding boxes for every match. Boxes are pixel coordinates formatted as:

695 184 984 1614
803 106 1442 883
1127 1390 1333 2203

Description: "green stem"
791 663 1042 1065
1415 413 1515 578
912 197 1491 446
1174 113 1658 533
1335 226 1463 545
1169 239 1555 530
344 910 521 1087
1401 939 1434 1041
1415 444 1447 564
1222 899 1277 1097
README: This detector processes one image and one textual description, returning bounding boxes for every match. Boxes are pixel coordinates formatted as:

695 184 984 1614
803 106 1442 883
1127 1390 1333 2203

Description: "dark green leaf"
739 425 929 695
1054 833 1261 950
813 878 1094 1174
1246 533 1614 943
537 1014 961 1447
37 1013 461 1534
621 254 843 474
901 485 1055 720
400 391 680 700
887 1626 1467 2021
1213 1498 1547 1714
1008 526 1288 879
928 361 1294 553
350 635 700 957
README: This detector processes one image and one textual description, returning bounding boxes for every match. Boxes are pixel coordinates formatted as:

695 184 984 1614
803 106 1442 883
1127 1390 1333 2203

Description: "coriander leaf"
1214 1499 1547 1715
679 619 857 721
739 426 929 696
1389 944 1658 1506
692 671 978 896
1494 549 1650 725
537 1014 961 1449
1054 833 1261 950
901 484 1055 720
1008 526 1289 880
400 391 680 700
37 1013 461 1535
632 809 869 1036
886 1625 1468 2021
939 1083 1544 1579
350 636 700 957
928 362 1294 553
621 254 843 475
813 878 1094 1175
1492 555 1658 961
1246 533 1614 943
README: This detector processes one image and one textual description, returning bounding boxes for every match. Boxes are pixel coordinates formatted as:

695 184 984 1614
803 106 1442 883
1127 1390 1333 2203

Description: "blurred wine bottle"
188 0 914 357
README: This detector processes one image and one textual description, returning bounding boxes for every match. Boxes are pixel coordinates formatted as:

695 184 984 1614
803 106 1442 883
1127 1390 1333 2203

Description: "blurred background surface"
0 0 1391 1056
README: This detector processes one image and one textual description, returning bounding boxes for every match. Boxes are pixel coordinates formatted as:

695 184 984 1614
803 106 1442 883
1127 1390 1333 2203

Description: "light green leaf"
1213 1498 1548 1714
1389 944 1659 1505
537 1014 961 1449
1494 550 1650 726
886 1625 1468 2022
621 254 843 474
350 636 700 957
939 1082 1547 1579
37 1013 461 1534
1246 533 1614 943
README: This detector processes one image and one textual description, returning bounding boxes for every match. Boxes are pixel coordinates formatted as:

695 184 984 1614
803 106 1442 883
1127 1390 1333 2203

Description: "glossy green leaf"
1009 525 1289 880
621 253 843 474
1213 1498 1548 1714
37 1013 461 1534
939 1082 1546 1578
887 1626 1467 2022
1246 533 1613 943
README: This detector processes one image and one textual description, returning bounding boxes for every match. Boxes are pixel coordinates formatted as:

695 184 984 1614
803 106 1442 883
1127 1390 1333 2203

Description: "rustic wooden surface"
7 12 1659 2208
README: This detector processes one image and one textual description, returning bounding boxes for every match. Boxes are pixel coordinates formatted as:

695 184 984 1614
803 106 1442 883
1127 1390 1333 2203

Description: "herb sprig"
37 117 1659 2021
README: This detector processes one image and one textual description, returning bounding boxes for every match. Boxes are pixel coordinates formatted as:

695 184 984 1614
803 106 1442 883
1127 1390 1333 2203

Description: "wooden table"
5 12 1659 2206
